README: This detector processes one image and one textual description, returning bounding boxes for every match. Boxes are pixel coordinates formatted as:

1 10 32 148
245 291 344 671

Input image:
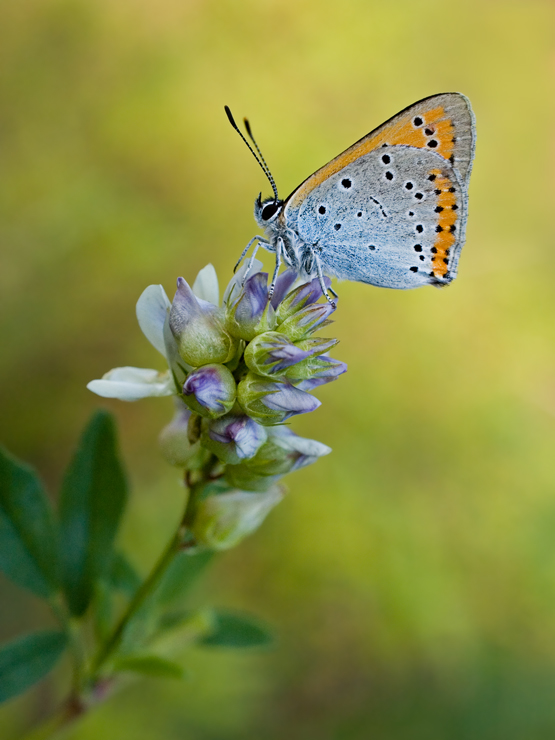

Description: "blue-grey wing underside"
285 146 467 289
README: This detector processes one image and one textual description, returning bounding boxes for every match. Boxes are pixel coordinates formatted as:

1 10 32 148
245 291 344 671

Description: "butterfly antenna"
224 105 279 202
243 117 279 203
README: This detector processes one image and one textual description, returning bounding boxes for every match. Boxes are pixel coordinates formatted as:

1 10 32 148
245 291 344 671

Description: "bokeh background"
2 0 555 737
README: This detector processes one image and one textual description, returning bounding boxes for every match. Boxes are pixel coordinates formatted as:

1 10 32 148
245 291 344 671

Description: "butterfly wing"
289 145 467 287
287 93 475 203
283 93 475 289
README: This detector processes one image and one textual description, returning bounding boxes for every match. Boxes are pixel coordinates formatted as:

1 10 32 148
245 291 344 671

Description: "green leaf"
59 411 128 616
110 551 141 597
199 609 274 649
0 447 59 598
154 608 214 643
113 654 186 680
0 631 67 704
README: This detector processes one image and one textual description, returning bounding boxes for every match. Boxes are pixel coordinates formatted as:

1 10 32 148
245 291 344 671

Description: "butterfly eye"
261 203 279 220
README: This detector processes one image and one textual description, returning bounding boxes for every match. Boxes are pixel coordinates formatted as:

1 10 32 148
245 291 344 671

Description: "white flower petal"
87 367 174 401
136 285 171 358
193 264 220 306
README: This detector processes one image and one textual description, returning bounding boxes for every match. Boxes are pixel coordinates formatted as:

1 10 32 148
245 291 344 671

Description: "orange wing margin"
286 93 474 210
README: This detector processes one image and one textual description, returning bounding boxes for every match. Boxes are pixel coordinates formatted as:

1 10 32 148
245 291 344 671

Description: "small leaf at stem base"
0 631 68 704
199 609 274 648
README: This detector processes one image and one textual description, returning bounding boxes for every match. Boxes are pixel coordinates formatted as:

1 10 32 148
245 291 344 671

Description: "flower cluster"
88 262 346 550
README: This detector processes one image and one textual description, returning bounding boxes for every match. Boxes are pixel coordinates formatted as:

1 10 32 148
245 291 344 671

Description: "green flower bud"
275 275 332 323
190 483 284 550
282 338 339 380
170 277 238 366
224 426 331 491
224 465 281 492
182 364 236 419
244 332 338 380
237 371 320 425
276 302 335 342
158 401 210 470
158 402 196 467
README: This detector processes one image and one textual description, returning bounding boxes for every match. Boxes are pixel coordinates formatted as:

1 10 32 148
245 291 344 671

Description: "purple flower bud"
276 301 336 342
244 332 338 379
276 275 332 322
237 372 321 425
265 426 332 473
226 272 276 341
244 332 311 377
294 357 348 391
270 268 298 308
170 277 237 366
224 426 331 490
261 381 320 416
201 414 267 464
182 364 236 419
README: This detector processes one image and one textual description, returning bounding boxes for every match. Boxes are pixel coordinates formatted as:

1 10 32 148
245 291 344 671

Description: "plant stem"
20 453 219 740
18 485 198 740
18 695 84 740
47 596 87 698
89 527 183 676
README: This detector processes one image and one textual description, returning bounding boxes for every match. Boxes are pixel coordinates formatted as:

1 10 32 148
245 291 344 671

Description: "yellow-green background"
2 1 555 737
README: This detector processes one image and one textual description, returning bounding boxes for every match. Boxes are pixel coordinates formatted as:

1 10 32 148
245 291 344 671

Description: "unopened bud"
159 401 199 467
190 483 284 550
224 426 331 490
201 413 267 464
294 357 348 390
237 371 321 425
170 277 237 366
275 275 331 323
182 364 236 419
244 332 338 381
226 272 276 341
276 302 336 342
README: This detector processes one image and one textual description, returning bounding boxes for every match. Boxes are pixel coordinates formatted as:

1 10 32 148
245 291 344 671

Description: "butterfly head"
225 106 284 232
254 193 284 229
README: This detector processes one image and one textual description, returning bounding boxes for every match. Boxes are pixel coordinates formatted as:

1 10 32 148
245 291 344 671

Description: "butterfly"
225 93 475 305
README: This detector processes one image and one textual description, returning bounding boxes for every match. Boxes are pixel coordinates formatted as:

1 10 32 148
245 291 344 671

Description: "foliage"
0 410 272 730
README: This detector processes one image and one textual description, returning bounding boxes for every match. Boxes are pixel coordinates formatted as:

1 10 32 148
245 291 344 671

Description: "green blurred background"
2 0 555 737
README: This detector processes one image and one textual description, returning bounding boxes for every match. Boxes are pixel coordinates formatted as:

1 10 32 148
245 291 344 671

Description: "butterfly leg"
240 242 262 286
234 235 267 274
268 238 283 300
312 250 337 309
242 237 272 285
